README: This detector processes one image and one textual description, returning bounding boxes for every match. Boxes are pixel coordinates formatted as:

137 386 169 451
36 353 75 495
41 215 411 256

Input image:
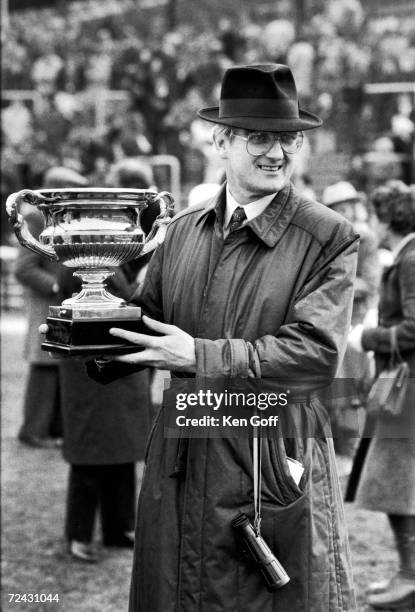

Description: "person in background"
57 266 151 563
107 156 163 417
15 166 88 448
58 157 155 563
346 180 415 610
106 157 155 191
322 181 380 326
322 181 381 456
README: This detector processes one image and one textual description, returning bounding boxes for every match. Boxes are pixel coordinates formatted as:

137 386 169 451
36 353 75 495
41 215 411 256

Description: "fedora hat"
322 181 362 207
198 64 322 132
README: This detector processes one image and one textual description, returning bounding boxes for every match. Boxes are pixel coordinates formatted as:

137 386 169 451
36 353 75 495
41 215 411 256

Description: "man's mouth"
256 163 283 173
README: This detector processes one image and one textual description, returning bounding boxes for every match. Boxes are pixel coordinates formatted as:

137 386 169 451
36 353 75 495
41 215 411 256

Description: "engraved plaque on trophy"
6 188 174 355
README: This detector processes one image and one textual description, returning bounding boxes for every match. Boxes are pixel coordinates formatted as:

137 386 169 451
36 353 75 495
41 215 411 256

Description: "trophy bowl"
6 187 174 355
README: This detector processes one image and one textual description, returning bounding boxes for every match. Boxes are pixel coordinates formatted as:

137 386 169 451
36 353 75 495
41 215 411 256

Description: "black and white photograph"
1 0 415 610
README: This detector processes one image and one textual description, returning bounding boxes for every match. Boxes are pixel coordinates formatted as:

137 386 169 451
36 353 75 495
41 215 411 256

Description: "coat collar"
195 182 299 247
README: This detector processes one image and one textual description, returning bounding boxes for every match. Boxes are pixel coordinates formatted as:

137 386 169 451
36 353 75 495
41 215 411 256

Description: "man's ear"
213 131 229 159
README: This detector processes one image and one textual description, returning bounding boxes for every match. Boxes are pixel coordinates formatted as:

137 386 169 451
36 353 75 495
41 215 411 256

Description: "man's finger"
109 327 157 347
142 315 177 335
111 349 157 365
39 324 49 335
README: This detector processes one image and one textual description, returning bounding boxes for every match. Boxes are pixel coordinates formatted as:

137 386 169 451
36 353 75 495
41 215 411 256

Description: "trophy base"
42 305 157 356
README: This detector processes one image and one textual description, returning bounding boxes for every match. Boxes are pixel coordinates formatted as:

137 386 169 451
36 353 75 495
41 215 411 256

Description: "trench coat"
347 234 415 514
89 183 359 611
58 266 151 465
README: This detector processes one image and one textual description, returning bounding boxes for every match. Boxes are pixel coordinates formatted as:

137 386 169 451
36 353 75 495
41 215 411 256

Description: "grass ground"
0 315 411 611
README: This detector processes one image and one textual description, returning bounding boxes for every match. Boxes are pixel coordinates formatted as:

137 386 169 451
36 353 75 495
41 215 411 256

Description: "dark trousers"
19 364 61 439
65 463 136 544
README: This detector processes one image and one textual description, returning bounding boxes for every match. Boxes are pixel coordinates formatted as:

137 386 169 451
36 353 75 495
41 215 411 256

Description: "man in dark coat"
58 266 151 563
89 65 359 611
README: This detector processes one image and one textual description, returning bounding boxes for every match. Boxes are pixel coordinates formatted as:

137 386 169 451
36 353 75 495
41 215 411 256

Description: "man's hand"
109 315 196 372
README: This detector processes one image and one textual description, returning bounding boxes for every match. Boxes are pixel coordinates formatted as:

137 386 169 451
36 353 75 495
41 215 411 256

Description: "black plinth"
42 306 158 356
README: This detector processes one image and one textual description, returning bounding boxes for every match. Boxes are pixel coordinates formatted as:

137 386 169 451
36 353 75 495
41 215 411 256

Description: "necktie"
228 206 247 233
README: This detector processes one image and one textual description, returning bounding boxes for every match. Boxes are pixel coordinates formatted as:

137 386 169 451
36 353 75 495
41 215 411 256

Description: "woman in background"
346 180 415 610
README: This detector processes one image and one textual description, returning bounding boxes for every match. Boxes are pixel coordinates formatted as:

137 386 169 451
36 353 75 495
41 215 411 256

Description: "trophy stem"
62 269 126 308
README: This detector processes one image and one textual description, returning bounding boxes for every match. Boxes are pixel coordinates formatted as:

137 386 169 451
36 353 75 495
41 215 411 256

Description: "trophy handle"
141 191 175 256
6 189 58 260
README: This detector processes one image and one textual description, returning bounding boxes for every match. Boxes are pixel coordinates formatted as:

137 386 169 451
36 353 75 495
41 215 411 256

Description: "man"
89 65 358 611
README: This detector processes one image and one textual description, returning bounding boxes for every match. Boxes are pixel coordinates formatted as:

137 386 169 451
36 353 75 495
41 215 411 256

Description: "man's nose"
265 138 284 157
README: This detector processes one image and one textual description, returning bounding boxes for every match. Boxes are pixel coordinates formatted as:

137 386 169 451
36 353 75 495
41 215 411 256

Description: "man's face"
217 129 297 204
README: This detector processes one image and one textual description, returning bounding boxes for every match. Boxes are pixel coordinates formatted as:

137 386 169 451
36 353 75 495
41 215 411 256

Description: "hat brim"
197 107 322 131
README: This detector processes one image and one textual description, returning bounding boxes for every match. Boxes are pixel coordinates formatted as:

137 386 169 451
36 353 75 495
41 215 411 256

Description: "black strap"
251 351 262 536
253 428 262 535
390 326 404 365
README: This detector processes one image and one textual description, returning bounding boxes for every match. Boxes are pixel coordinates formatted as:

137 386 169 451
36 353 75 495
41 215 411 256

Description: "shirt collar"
224 186 277 228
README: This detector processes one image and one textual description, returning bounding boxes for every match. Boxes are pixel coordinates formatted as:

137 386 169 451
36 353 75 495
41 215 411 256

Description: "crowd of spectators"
2 0 415 203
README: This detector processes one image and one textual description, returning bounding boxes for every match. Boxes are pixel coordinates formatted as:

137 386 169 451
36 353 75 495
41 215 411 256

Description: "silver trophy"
6 187 174 354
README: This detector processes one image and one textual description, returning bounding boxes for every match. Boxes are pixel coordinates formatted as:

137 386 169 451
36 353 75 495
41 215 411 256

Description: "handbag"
366 326 410 417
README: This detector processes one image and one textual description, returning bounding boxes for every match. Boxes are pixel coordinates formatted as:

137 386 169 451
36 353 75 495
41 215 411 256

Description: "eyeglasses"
232 131 303 156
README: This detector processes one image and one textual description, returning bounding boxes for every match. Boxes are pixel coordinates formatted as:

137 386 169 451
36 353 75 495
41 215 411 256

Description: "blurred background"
1 1 415 610
2 0 414 306
2 0 415 204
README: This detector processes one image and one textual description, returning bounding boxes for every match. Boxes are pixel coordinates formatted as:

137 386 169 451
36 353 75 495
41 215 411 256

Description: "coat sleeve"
194 240 358 387
362 251 415 353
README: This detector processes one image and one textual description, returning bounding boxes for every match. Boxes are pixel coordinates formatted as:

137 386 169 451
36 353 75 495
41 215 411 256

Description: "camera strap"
251 348 263 536
253 430 262 535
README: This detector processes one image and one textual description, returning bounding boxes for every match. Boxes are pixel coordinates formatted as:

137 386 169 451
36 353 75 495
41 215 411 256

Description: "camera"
232 513 290 591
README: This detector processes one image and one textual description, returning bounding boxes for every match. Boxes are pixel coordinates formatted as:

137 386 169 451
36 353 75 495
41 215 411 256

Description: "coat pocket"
266 435 311 505
260 399 323 506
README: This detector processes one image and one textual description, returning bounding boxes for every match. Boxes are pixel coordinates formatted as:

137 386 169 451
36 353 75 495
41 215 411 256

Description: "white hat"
322 181 361 207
